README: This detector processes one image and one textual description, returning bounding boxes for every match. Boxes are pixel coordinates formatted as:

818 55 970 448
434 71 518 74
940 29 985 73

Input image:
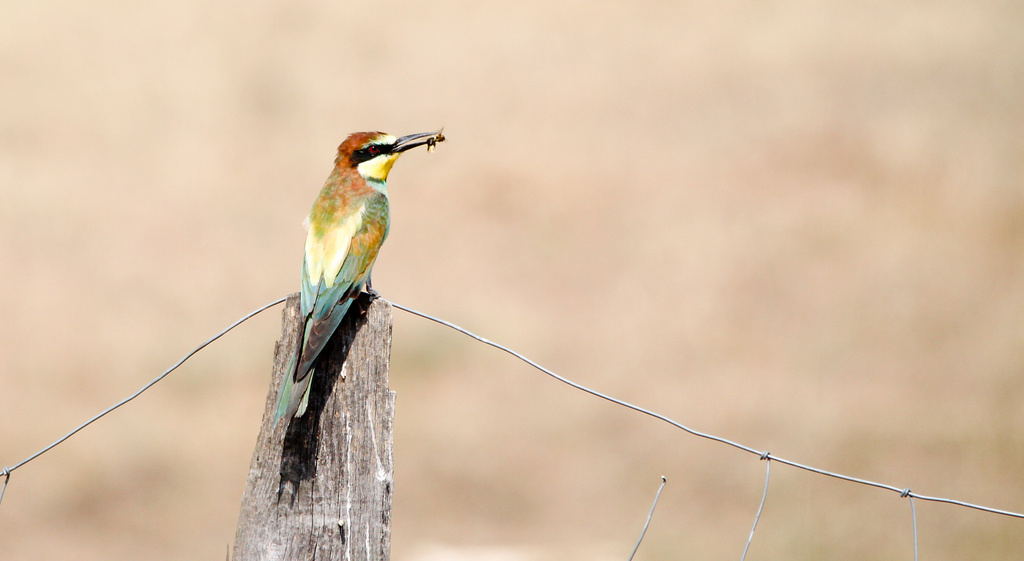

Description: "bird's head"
335 130 442 184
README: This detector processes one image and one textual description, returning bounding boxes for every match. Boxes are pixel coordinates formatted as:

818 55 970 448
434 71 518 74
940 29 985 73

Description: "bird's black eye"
367 145 381 156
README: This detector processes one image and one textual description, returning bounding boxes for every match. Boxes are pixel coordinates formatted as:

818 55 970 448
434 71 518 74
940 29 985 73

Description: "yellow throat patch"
356 152 401 183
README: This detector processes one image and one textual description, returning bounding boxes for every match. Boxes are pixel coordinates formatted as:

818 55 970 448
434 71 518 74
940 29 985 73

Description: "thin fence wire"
386 298 1024 522
1 293 1022 558
0 296 287 507
628 476 667 561
740 456 771 561
905 489 920 561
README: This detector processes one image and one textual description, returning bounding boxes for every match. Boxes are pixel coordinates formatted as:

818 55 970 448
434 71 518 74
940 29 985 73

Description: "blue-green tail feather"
273 294 358 424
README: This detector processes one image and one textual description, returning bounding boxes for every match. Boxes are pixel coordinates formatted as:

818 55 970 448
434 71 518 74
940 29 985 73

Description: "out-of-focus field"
1 1 1022 559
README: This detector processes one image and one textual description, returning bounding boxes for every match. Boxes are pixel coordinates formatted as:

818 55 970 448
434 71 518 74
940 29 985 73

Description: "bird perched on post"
275 130 444 423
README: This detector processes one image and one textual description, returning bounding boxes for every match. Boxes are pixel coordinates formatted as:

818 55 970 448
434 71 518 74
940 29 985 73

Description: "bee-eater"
275 130 442 422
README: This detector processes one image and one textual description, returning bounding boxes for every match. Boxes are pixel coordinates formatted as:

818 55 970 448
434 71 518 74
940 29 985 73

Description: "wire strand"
0 469 9 506
0 296 287 506
904 490 919 561
740 456 771 561
628 476 667 561
386 299 1024 521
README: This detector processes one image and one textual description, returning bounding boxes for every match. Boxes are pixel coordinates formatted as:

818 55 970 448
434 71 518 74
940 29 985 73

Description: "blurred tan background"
1 1 1023 559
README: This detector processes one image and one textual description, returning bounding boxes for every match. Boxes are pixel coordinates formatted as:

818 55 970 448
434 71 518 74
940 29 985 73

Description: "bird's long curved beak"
393 130 444 153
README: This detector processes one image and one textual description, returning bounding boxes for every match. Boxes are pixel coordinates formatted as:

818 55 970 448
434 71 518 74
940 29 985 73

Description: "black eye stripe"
352 144 391 164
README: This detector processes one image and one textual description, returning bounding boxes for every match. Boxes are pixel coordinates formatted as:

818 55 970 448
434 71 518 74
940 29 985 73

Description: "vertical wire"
0 468 10 506
629 476 668 561
741 455 771 561
908 493 919 561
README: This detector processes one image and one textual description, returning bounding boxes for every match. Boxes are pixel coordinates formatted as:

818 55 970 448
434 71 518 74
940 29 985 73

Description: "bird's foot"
354 288 378 316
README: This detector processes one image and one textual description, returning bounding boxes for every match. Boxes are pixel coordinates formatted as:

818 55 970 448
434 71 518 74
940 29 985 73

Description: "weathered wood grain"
233 293 394 561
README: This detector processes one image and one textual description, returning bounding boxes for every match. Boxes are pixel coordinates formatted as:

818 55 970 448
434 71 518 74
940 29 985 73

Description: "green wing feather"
274 193 389 422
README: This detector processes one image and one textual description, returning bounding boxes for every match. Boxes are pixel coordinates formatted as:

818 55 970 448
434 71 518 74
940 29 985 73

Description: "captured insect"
426 131 445 153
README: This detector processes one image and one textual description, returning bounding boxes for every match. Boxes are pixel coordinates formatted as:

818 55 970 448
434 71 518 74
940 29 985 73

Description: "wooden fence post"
233 293 395 561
